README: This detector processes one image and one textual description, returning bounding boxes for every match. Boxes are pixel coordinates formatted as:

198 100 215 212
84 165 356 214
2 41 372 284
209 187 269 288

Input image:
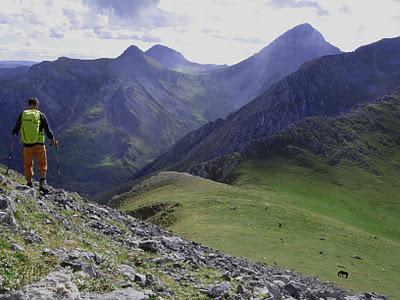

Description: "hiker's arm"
12 113 22 135
40 113 54 140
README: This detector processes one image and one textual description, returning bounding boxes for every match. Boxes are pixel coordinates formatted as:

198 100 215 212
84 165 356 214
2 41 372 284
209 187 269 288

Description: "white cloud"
49 27 65 39
267 0 330 16
0 0 398 64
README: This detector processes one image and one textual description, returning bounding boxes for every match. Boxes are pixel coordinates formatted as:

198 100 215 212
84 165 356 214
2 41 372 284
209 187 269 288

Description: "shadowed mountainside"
132 37 400 181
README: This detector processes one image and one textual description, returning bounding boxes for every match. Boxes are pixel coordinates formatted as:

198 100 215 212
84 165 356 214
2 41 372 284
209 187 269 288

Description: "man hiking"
12 97 58 193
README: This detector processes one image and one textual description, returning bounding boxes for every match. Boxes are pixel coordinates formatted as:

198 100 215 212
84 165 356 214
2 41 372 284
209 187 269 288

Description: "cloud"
20 9 45 25
338 5 352 15
82 0 176 29
49 27 64 39
232 37 264 44
268 0 329 16
92 27 160 42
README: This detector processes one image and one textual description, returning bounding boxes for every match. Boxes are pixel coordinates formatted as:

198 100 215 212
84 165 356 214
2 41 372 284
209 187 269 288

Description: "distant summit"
145 45 187 69
261 23 340 57
145 44 224 74
206 23 341 111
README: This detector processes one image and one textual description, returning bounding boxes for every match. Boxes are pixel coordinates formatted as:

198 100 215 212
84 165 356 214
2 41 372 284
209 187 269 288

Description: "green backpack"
21 110 44 144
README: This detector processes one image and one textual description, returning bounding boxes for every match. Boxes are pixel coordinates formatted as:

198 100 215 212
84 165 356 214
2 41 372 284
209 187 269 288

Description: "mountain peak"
277 23 324 43
256 23 340 57
288 23 316 33
146 44 185 58
145 44 186 68
118 45 144 59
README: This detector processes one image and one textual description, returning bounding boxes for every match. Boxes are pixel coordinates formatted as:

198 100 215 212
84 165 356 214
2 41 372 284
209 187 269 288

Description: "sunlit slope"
113 155 400 299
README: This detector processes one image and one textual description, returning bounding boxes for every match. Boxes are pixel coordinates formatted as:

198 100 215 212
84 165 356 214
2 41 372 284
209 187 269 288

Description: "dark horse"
337 270 348 278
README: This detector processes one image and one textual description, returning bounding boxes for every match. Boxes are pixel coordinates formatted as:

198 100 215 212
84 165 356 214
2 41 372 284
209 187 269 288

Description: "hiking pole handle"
50 139 59 150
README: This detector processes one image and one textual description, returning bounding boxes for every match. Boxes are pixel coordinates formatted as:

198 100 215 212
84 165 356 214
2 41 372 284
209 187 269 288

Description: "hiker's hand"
50 139 59 149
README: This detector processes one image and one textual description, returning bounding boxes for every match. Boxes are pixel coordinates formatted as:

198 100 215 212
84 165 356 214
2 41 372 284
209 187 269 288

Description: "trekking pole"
5 135 16 175
54 141 61 186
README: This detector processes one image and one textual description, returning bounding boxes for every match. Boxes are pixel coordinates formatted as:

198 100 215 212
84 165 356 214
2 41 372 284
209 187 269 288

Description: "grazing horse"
337 270 348 278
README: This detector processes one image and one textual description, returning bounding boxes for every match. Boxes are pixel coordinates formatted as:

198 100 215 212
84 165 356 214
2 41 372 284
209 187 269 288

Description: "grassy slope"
116 152 400 299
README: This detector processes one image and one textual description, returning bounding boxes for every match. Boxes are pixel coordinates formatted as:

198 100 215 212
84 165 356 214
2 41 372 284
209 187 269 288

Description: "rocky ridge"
0 166 388 299
186 89 400 183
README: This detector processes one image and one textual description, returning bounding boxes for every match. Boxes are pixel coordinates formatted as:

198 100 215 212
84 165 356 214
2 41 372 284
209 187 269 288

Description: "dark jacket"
12 111 54 147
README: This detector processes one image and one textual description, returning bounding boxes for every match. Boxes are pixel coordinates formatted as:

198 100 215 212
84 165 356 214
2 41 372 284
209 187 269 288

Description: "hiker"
12 97 58 193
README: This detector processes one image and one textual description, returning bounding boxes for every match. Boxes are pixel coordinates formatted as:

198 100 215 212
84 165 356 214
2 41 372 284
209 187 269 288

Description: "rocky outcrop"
0 167 388 299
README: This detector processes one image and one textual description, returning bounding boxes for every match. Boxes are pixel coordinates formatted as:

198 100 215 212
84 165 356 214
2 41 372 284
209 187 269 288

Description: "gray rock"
11 243 24 252
271 274 291 284
22 230 43 244
119 264 136 281
284 282 301 299
0 211 8 222
266 282 282 296
15 185 37 197
255 287 271 298
0 174 12 186
236 284 250 295
139 240 159 252
221 271 231 281
1 269 79 300
133 273 147 287
207 282 231 298
60 260 98 278
0 209 18 232
161 236 182 250
0 196 15 212
81 288 149 300
144 273 163 289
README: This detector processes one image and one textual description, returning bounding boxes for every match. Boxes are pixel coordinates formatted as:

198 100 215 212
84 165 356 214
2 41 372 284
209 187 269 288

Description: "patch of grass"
84 105 104 122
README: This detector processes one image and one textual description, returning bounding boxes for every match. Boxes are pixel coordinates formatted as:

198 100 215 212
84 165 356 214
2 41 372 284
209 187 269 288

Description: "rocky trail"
0 166 387 299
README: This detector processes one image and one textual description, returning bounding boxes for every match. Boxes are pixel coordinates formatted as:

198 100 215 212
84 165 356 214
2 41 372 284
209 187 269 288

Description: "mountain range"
0 61 37 68
133 36 400 182
0 23 340 196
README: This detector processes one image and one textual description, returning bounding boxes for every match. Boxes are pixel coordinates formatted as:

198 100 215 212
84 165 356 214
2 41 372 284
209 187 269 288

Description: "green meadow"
115 152 400 299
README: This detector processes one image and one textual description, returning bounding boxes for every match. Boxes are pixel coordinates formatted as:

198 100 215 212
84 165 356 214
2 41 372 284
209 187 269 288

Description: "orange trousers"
23 145 47 182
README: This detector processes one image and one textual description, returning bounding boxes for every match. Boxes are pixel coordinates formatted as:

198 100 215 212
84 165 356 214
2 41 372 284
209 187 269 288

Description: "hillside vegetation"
1 165 383 299
113 94 400 299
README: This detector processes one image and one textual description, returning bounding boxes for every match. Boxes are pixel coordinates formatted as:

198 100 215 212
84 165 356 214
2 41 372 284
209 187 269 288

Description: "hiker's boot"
26 181 33 188
39 178 49 194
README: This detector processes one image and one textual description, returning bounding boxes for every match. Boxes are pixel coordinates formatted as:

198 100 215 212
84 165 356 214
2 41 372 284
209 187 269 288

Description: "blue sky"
0 0 399 65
